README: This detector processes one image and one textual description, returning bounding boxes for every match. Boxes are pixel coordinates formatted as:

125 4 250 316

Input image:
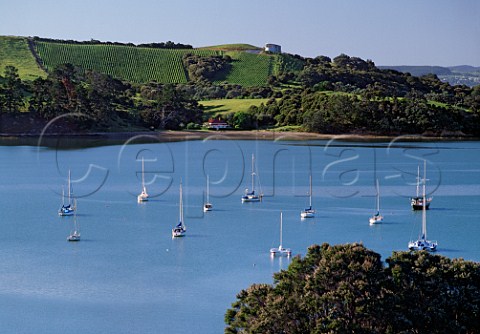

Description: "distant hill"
0 36 304 86
379 65 480 87
448 65 480 73
378 65 452 76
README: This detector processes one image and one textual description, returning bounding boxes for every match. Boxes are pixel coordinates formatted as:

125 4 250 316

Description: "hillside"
0 36 46 81
0 36 301 86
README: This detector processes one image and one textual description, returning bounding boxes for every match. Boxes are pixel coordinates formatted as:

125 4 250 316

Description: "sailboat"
408 161 437 251
411 165 431 210
241 154 262 203
369 179 384 225
67 200 80 241
137 157 149 202
172 181 186 237
203 175 213 212
58 170 76 216
300 174 315 219
270 212 292 257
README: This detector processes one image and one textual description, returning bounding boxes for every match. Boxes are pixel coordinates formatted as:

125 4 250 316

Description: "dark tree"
226 243 480 334
0 66 24 113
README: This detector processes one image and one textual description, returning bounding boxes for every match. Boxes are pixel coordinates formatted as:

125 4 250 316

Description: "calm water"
1 135 480 333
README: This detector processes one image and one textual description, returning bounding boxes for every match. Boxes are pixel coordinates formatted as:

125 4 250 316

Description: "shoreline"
0 130 478 147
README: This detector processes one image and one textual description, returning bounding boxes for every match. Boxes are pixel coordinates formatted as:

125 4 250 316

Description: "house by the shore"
206 118 230 130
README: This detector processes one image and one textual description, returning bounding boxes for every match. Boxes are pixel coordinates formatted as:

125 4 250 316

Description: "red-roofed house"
207 118 230 130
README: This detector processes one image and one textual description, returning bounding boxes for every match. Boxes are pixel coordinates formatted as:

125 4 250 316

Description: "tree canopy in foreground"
225 243 480 334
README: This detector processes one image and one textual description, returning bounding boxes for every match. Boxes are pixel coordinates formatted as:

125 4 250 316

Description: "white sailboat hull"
301 209 315 219
241 195 261 202
270 246 292 257
58 208 74 216
137 191 149 202
203 203 213 212
369 214 383 225
172 227 186 237
408 239 437 251
67 231 81 242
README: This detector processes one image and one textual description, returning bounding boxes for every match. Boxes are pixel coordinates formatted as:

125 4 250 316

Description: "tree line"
0 64 203 131
32 36 193 49
241 89 480 136
225 243 480 333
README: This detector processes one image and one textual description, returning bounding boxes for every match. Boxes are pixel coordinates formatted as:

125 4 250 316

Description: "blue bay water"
1 136 480 333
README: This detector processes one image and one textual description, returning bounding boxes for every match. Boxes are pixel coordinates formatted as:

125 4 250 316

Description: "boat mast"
73 199 78 231
422 161 427 240
309 174 312 208
251 154 255 192
68 169 72 205
179 181 184 227
416 165 420 198
376 179 380 213
141 157 146 191
206 175 210 203
279 212 283 248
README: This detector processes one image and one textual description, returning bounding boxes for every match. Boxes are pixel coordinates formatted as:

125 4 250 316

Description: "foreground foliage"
225 243 480 333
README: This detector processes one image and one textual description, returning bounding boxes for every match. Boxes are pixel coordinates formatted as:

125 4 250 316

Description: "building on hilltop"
265 43 281 54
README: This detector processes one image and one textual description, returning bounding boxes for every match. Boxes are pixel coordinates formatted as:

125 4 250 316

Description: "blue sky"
1 0 479 66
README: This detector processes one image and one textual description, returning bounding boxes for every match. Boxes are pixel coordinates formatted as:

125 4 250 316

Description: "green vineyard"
217 51 277 87
34 42 220 83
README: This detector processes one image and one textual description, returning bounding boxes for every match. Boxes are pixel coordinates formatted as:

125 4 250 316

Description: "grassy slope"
0 36 46 80
200 98 270 117
199 43 261 51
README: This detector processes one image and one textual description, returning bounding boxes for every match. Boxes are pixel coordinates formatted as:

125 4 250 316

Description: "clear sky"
1 0 479 66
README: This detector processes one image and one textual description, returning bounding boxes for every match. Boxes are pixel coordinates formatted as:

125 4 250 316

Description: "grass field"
0 36 46 80
200 98 270 117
